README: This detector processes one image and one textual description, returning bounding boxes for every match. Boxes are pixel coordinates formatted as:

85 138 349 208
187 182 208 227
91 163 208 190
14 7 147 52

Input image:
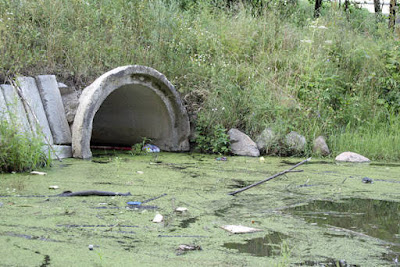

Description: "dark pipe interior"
91 84 171 147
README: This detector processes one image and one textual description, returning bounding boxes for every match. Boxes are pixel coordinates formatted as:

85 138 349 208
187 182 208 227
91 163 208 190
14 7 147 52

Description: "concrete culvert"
72 65 190 159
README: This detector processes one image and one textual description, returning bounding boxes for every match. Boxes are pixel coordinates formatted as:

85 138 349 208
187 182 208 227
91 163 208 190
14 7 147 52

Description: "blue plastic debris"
127 201 142 206
362 177 373 184
142 144 160 153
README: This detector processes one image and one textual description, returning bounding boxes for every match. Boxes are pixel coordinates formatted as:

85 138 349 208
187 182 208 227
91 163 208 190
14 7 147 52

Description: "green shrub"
195 119 230 154
0 119 49 173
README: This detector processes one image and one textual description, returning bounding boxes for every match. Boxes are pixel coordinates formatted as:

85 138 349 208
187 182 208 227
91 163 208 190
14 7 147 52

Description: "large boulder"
335 152 370 163
285 131 306 155
228 128 260 157
255 128 275 154
313 136 330 156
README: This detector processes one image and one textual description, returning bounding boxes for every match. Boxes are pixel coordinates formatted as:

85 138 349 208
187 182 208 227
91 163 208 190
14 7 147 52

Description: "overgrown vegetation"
1 0 400 160
0 118 49 173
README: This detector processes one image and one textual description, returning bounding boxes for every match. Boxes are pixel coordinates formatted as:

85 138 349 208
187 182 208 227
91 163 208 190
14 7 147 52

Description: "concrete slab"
1 84 31 134
42 145 72 159
36 75 71 144
16 76 53 144
0 85 10 122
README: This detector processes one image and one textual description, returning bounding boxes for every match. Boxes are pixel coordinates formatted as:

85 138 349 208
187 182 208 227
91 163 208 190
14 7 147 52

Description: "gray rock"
228 128 260 157
255 128 275 154
36 75 72 144
285 131 306 155
16 76 53 143
313 136 330 156
335 152 370 163
58 82 79 124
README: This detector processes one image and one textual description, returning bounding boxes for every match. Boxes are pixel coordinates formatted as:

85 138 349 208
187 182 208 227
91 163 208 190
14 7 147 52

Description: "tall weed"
0 119 49 173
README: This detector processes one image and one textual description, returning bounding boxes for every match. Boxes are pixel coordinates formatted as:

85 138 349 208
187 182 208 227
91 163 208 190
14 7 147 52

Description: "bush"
195 119 230 154
0 119 49 173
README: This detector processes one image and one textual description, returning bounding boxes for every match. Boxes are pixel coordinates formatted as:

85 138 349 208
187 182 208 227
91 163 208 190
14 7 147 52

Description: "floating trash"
362 177 373 184
152 213 163 223
175 207 188 213
177 244 202 251
88 244 94 250
221 225 263 234
143 144 160 153
215 157 227 161
30 171 47 175
49 185 59 189
127 201 142 206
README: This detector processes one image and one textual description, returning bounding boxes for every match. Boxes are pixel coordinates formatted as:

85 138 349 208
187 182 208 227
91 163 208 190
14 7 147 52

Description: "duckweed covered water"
223 232 287 257
0 152 399 266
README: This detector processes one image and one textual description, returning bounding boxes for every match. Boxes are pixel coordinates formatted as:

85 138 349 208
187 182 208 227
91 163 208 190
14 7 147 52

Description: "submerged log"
55 190 131 197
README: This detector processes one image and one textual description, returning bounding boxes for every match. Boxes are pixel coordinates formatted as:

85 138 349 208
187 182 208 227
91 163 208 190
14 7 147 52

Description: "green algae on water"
0 153 399 266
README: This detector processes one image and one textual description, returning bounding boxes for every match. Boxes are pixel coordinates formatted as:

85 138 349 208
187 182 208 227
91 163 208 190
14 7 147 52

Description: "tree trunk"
314 0 323 17
344 0 350 11
389 0 396 31
374 0 381 13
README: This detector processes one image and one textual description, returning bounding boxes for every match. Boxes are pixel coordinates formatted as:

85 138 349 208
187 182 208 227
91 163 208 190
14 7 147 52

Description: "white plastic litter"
30 171 47 175
152 213 164 223
221 225 262 234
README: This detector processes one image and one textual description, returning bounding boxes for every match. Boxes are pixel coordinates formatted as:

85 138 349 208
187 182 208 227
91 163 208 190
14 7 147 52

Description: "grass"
0 97 50 173
1 0 400 160
0 119 49 173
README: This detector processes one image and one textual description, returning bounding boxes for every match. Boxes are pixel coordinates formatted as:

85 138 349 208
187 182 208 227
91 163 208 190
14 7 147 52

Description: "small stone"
88 244 94 250
313 136 330 156
48 185 59 189
30 171 47 175
256 128 275 154
285 131 306 155
152 213 163 223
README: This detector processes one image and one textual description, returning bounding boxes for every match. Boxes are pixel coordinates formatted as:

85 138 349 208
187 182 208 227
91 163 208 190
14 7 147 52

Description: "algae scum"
0 152 399 266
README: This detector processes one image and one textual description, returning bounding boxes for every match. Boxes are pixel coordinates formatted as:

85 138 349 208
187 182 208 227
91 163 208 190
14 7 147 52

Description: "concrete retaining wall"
0 77 72 159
